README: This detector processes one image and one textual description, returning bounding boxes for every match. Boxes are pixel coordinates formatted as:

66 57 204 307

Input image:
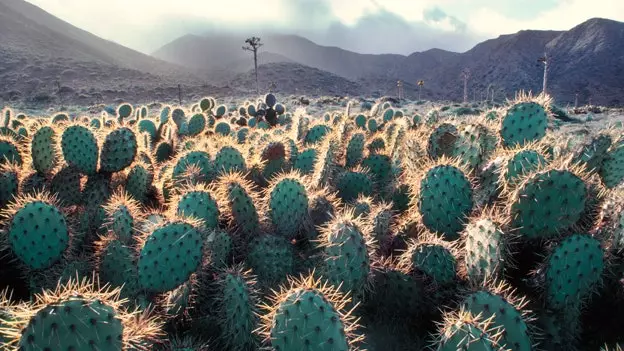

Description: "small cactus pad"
435 309 502 351
247 234 294 287
417 164 474 240
214 146 246 174
7 199 69 270
544 234 604 310
509 169 587 239
206 229 231 269
501 101 548 147
138 221 204 293
600 143 624 188
216 269 258 349
503 149 547 185
268 176 310 239
61 125 98 175
30 125 58 174
175 188 220 231
406 242 456 285
100 127 137 173
463 218 505 283
335 169 373 202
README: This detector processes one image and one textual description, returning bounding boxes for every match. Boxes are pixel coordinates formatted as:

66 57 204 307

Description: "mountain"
155 18 624 105
0 0 228 105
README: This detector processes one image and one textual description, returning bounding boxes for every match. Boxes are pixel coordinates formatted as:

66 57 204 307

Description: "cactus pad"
30 125 58 174
61 125 98 175
100 127 137 173
501 101 548 147
268 175 310 239
247 235 294 287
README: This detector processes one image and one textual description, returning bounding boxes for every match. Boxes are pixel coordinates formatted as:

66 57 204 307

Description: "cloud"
23 0 624 55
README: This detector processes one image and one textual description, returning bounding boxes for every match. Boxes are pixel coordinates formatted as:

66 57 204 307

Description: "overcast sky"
25 0 624 55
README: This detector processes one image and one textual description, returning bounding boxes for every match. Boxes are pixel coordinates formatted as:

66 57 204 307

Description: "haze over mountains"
1 0 623 106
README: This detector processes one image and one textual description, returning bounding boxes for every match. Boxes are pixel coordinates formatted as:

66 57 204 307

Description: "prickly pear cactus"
0 137 22 166
188 113 206 136
261 275 360 351
99 127 137 173
138 220 204 293
50 165 83 206
96 238 139 298
367 263 427 319
267 174 310 239
215 173 260 237
206 229 231 269
463 217 505 284
61 125 98 175
462 288 533 351
574 133 611 172
416 162 474 240
215 268 258 350
361 153 392 188
4 195 69 270
261 141 287 179
509 167 588 239
503 149 547 185
155 141 174 163
435 309 502 351
500 101 548 147
346 133 365 167
428 123 458 159
125 162 151 203
213 146 246 174
104 193 140 245
319 211 371 298
175 185 220 231
600 143 624 189
544 234 604 311
304 124 331 145
335 168 374 203
293 148 318 175
30 125 58 174
172 150 213 184
215 122 231 136
403 240 457 286
0 164 19 208
247 234 294 288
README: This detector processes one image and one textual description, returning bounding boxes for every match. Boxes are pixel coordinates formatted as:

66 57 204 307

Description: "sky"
25 0 624 55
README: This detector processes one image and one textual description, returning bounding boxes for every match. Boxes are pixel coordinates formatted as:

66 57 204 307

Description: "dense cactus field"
0 92 623 350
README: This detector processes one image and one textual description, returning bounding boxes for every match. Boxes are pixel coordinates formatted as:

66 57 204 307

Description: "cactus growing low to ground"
0 92 623 350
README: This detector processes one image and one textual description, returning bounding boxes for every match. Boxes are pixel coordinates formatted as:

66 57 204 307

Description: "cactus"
259 275 362 351
0 136 22 166
502 147 548 186
199 97 215 112
318 209 372 298
366 135 386 154
171 107 187 130
155 141 175 163
213 145 246 174
401 234 458 286
361 153 393 188
50 165 83 206
173 184 220 232
138 119 158 141
260 141 287 179
500 94 549 147
188 113 206 136
247 234 294 288
335 167 374 202
435 308 503 351
293 147 317 175
414 159 474 240
345 132 365 167
99 127 137 173
574 133 611 172
206 229 232 269
0 278 162 350
508 162 591 239
172 149 214 184
304 124 331 145
215 266 259 350
215 122 231 136
95 236 140 298
103 191 142 245
51 113 69 124
0 163 19 208
367 118 378 133
2 192 69 270
462 212 507 284
428 123 458 159
266 172 311 240
29 124 58 174
461 283 534 351
543 234 604 311
600 142 624 188
308 187 340 229
137 219 204 293
214 172 260 237
125 161 152 203
61 124 98 175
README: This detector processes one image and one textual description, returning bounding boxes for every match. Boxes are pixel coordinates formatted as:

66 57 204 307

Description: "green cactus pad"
335 169 373 202
117 103 133 119
293 148 318 175
30 125 58 174
8 200 69 270
361 153 392 187
61 125 98 175
188 113 206 136
462 291 532 351
463 219 504 284
172 151 213 183
100 127 137 173
600 143 624 188
215 122 231 136
138 221 203 293
261 142 287 179
501 102 548 147
125 163 151 203
176 189 220 231
98 239 139 297
428 123 458 159
321 219 371 297
0 138 22 166
504 149 547 185
155 141 174 163
436 312 500 351
206 229 231 269
304 124 331 145
220 179 260 236
247 235 294 287
0 166 19 208
418 165 473 240
545 234 604 310
269 177 310 239
509 169 587 239
109 205 135 244
50 166 83 206
368 268 426 319
408 243 456 285
217 271 258 349
214 146 246 174
575 134 611 172
345 133 365 167
367 136 386 154
138 119 158 141
355 114 367 129
269 289 350 351
18 297 123 351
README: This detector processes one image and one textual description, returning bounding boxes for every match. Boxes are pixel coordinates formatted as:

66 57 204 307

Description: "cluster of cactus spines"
125 161 153 203
171 147 214 185
162 280 194 318
258 274 363 351
137 218 204 293
574 133 612 172
500 92 550 147
411 157 474 240
311 132 339 188
507 160 593 239
99 127 138 173
265 172 311 240
434 308 504 351
461 282 534 351
213 143 246 175
0 135 22 166
1 192 70 270
361 151 393 189
345 132 365 167
293 147 317 174
427 122 458 159
60 123 99 175
0 278 163 350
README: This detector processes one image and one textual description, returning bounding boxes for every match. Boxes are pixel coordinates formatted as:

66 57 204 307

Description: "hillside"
155 18 624 105
0 0 226 105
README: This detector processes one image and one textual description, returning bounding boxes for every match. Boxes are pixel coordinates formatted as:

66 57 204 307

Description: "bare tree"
417 80 424 101
538 53 549 94
396 80 404 99
460 68 471 104
243 37 263 95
